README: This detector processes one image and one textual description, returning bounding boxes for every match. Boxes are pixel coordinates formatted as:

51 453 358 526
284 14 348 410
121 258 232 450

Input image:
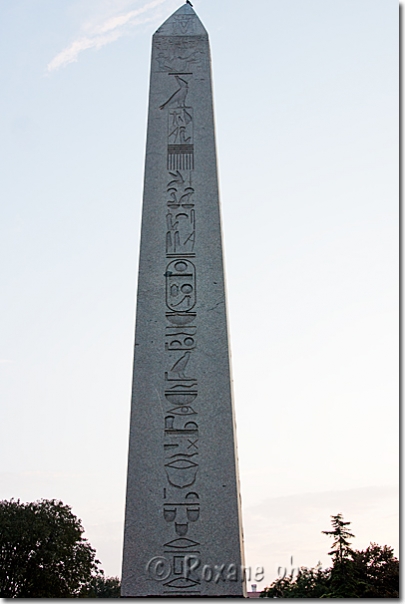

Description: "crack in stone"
207 301 223 312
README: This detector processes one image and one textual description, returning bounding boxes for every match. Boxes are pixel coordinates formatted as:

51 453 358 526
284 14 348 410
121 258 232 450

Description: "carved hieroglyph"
121 4 245 597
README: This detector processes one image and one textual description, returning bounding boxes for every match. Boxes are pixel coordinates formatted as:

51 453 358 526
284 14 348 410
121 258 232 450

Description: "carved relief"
169 404 197 416
155 38 202 72
165 392 198 407
160 76 194 171
164 492 200 536
166 209 195 255
160 75 190 110
166 260 196 311
165 456 198 488
167 170 186 188
167 188 194 210
168 350 192 378
173 14 195 35
166 312 196 326
165 375 197 386
163 576 201 589
173 555 185 574
166 172 194 208
187 438 198 451
167 174 195 242
164 537 200 550
168 108 193 144
165 326 196 351
167 147 194 171
164 416 198 434
158 54 201 585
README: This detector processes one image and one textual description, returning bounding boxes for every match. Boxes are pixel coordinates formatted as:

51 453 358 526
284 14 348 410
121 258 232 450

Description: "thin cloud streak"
47 0 169 73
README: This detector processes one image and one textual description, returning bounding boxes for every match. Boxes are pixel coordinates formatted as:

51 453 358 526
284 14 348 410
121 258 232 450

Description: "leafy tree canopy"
260 514 399 598
0 498 101 598
89 575 121 598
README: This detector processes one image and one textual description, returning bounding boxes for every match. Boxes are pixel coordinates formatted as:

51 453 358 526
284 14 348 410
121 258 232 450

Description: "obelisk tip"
154 2 207 37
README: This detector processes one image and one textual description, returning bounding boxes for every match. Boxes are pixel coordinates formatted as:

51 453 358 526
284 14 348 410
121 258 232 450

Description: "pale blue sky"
0 0 398 587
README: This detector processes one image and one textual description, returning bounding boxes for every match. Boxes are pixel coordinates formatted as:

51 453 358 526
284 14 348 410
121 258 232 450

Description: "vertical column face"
121 5 245 598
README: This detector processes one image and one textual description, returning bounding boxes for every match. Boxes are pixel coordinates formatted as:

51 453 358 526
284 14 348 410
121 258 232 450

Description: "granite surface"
121 4 246 597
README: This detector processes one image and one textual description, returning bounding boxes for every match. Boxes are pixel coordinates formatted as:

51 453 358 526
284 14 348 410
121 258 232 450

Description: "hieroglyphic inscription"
173 14 195 35
160 75 194 170
166 171 195 254
155 37 203 73
168 108 193 144
164 492 200 535
166 260 196 311
160 70 201 595
165 326 196 351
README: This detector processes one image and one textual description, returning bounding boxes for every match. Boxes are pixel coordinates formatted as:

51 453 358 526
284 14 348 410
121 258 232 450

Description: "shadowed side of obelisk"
121 4 246 597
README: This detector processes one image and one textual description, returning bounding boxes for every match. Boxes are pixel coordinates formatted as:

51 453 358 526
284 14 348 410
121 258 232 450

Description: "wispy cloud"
47 0 172 73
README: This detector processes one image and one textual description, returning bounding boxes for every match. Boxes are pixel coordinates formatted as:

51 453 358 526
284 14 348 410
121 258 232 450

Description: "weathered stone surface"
121 4 245 597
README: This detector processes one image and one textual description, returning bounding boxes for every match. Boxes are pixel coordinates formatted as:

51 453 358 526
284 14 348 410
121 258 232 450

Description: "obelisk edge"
154 3 208 37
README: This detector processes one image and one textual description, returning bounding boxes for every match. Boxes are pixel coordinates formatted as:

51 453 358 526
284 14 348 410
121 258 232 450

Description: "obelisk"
121 4 245 597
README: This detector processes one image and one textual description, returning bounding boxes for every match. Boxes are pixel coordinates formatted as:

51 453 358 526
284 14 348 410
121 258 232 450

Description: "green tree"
352 543 399 598
322 513 355 564
260 564 330 598
0 498 101 598
260 514 399 598
89 575 121 597
322 513 357 598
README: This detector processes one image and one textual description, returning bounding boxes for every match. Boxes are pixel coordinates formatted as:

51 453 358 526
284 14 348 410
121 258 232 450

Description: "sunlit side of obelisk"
121 4 245 597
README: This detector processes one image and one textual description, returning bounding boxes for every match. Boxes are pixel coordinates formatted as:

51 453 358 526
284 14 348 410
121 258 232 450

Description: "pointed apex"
176 2 195 14
154 3 208 37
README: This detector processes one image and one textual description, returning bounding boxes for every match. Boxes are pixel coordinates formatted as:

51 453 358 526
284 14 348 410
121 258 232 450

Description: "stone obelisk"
121 4 245 597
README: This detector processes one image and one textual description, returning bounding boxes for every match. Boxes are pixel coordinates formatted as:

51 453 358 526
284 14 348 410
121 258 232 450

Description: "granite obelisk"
121 4 245 597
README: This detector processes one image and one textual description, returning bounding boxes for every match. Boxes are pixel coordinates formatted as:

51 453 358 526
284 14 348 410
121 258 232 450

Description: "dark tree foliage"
89 575 121 597
260 514 399 598
260 564 330 598
322 513 355 564
322 514 358 598
0 498 101 598
352 543 399 598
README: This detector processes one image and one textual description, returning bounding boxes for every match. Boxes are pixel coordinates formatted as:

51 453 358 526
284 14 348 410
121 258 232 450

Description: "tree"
260 514 399 598
322 513 355 564
322 513 357 598
0 498 101 597
259 564 330 598
352 543 399 598
89 575 121 597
